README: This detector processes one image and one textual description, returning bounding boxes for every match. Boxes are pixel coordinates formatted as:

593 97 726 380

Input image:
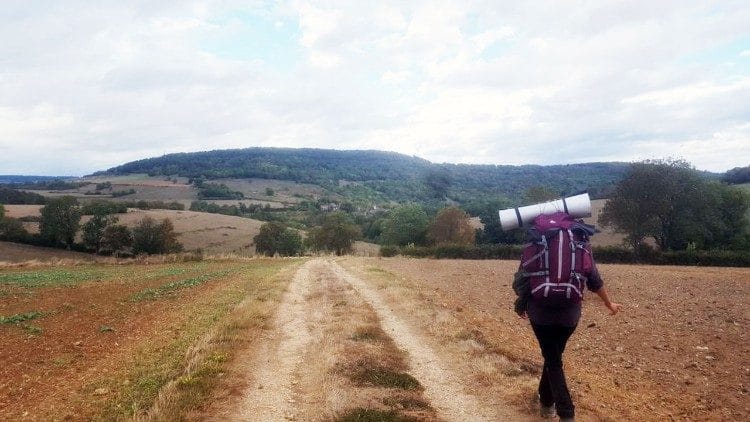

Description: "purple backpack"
520 212 594 306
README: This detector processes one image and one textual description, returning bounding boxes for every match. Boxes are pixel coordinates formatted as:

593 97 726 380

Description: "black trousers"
531 323 577 418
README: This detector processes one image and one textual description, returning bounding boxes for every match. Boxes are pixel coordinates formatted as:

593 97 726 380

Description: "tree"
0 215 28 242
254 222 304 256
722 165 750 184
523 186 558 204
132 216 183 254
0 204 4 219
599 159 750 251
427 206 476 246
100 224 133 256
425 168 451 199
380 204 429 246
82 214 119 252
464 197 524 245
39 196 81 248
307 212 361 255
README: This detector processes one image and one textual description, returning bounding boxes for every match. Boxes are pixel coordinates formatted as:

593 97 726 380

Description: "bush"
81 200 128 215
197 183 244 200
132 217 183 255
381 244 749 267
0 217 29 242
120 200 184 210
254 222 304 257
379 245 398 257
111 189 136 197
0 187 47 204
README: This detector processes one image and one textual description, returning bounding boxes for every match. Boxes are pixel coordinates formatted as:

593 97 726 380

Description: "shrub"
111 189 136 197
253 222 304 257
132 217 183 255
379 245 398 257
81 200 128 215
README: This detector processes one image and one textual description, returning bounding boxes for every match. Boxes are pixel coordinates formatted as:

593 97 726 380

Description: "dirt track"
219 259 527 421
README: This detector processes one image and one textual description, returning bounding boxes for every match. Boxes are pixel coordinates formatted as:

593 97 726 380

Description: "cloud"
0 0 749 175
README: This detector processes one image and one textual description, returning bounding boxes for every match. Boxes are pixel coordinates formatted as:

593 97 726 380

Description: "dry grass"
2 204 43 218
113 209 265 255
339 259 540 418
139 260 300 421
0 241 97 265
255 262 438 422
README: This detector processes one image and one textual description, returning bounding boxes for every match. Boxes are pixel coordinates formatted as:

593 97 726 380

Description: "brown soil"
5 256 745 421
345 258 749 421
0 260 276 420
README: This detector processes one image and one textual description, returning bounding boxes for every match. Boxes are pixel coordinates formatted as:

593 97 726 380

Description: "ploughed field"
357 258 749 421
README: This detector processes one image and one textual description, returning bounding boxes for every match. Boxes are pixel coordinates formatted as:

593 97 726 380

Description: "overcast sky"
1 1 748 176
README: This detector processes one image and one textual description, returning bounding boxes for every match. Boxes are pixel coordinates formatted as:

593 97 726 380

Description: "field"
0 257 301 420
2 205 380 259
1 257 747 421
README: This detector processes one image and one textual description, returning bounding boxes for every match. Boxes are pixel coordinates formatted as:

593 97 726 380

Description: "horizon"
0 146 737 178
1 2 748 175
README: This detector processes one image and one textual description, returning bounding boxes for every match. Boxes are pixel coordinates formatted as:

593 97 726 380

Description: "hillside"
101 147 631 203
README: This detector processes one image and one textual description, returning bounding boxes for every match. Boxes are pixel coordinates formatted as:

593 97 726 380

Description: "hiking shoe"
540 403 556 418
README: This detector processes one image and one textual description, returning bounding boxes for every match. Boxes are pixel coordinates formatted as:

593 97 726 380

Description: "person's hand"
606 302 622 315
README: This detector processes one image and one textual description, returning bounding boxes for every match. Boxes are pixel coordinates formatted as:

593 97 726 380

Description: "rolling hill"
100 147 631 204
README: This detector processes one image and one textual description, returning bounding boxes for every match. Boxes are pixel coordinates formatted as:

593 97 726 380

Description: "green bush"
380 243 749 267
81 200 128 215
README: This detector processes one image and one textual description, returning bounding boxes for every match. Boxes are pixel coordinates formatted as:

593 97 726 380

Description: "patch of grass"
0 264 201 290
334 408 417 422
98 259 302 420
0 268 110 288
366 267 394 276
52 355 74 366
142 266 189 279
22 324 43 335
382 396 430 410
129 270 230 301
350 365 422 390
350 326 385 342
0 310 42 324
99 325 115 333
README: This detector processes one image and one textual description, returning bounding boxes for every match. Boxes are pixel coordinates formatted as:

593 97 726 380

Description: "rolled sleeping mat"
498 192 591 231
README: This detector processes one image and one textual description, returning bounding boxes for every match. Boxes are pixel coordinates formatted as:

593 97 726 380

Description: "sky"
1 0 749 176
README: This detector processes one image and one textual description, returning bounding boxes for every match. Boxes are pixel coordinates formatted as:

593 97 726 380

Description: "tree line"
0 196 182 256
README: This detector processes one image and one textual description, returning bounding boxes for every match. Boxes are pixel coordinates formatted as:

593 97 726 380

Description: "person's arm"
593 287 621 315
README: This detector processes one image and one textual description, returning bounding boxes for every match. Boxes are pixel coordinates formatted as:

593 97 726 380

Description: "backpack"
520 212 594 307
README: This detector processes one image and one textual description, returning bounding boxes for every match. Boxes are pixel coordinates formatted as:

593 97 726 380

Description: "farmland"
1 256 747 421
0 257 301 420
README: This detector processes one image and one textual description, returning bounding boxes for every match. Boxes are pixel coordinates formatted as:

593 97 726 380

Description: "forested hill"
101 147 630 202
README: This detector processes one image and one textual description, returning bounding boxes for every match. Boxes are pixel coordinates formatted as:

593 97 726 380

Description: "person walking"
513 213 621 421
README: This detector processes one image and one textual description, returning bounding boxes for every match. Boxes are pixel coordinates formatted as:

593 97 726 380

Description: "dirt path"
234 260 315 421
230 258 525 421
329 260 523 421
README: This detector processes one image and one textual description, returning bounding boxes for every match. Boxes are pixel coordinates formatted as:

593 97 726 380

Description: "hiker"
513 212 621 421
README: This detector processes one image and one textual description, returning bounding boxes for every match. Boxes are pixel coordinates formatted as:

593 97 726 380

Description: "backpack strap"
567 229 576 299
542 234 551 296
521 235 548 268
